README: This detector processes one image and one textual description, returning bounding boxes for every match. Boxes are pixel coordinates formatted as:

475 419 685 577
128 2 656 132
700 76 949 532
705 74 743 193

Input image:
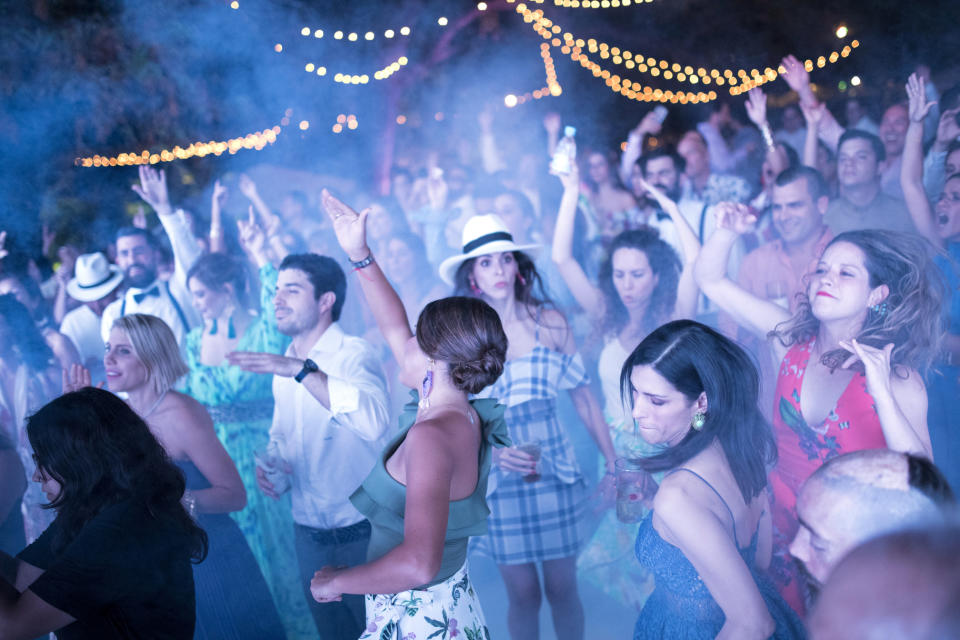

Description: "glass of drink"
516 440 542 483
254 443 291 495
616 457 651 523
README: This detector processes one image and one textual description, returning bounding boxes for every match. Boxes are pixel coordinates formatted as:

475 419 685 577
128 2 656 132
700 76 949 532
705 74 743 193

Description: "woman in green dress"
180 219 314 640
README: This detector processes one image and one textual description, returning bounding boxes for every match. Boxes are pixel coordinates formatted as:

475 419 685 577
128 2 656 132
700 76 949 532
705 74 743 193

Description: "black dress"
17 499 196 640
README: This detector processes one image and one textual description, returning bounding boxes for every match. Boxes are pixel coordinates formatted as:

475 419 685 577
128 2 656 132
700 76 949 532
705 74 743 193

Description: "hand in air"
238 174 259 200
715 202 757 235
552 160 580 191
637 176 678 214
745 89 768 128
905 73 937 123
321 189 370 262
62 363 100 393
779 55 811 95
237 208 266 256
132 166 170 213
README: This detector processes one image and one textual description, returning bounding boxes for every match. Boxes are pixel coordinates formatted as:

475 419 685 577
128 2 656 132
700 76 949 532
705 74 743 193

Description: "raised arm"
619 110 664 185
238 175 289 263
550 166 605 315
902 73 941 247
745 89 789 177
780 55 843 150
799 101 825 169
638 177 701 320
694 203 792 350
321 190 414 367
209 179 227 254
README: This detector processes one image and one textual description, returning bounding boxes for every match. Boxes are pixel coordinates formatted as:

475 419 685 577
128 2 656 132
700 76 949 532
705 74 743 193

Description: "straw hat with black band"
66 252 124 302
438 214 540 286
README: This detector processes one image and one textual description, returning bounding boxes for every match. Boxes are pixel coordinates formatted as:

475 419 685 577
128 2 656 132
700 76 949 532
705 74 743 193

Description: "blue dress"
929 243 960 490
633 469 805 639
176 460 285 640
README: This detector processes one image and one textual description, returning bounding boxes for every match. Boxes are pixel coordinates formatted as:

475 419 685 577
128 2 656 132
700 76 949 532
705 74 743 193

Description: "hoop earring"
691 411 706 431
419 359 435 410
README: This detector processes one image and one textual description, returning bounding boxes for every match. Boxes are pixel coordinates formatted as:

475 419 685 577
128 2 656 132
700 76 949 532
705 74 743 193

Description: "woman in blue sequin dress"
622 320 804 639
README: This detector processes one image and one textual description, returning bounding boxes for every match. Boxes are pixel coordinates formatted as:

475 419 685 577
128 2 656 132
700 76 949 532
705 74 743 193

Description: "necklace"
141 389 169 419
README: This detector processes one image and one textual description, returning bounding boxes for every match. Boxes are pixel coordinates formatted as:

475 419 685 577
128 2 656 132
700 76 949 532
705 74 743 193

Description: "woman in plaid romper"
440 214 617 640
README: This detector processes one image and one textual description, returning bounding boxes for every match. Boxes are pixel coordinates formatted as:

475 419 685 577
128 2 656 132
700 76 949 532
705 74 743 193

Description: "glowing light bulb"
274 43 283 52
334 31 344 39
400 26 410 36
384 29 395 38
851 75 861 86
398 56 408 65
299 121 309 130
477 1 488 9
305 63 315 72
316 67 326 76
333 124 343 133
365 31 374 40
230 1 239 9
438 16 448 26
301 27 311 36
348 120 358 130
836 25 848 39
314 29 323 38
348 32 358 41
396 115 407 125
504 94 518 108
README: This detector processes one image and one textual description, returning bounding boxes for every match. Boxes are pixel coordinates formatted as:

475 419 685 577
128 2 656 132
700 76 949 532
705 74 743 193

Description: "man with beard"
629 147 686 255
100 166 201 345
227 253 390 640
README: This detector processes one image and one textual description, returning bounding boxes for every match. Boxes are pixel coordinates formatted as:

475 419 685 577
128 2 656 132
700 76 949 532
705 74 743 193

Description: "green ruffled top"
350 391 510 588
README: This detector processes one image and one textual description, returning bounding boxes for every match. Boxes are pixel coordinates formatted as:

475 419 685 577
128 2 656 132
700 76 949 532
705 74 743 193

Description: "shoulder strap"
666 467 739 544
534 306 542 342
165 282 191 334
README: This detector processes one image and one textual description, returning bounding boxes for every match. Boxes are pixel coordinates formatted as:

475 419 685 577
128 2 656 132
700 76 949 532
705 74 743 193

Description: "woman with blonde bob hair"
64 313 286 639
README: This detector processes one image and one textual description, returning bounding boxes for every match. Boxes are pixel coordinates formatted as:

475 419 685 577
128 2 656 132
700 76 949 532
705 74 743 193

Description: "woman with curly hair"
0 387 207 639
435 210 616 640
551 165 701 611
696 204 944 614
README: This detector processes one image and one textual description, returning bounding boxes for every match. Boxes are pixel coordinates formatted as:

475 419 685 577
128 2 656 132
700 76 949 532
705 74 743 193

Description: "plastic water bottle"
550 125 577 175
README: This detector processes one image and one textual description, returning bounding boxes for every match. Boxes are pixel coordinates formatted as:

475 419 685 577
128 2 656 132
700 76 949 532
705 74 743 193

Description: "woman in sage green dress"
180 222 314 640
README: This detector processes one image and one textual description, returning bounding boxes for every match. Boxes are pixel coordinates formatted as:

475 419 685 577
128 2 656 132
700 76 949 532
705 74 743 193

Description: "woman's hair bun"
450 348 504 394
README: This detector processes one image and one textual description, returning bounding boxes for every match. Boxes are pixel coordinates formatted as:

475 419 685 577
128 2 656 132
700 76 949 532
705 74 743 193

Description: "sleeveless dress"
176 460 285 640
634 469 805 639
577 336 657 610
474 325 590 564
350 391 510 639
768 339 886 614
180 264 314 640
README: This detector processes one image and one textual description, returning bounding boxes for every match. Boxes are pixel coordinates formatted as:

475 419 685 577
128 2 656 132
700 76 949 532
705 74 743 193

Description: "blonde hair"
111 314 188 395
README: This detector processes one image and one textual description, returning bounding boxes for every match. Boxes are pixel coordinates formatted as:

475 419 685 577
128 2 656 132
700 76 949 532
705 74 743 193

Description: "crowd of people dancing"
2 54 960 639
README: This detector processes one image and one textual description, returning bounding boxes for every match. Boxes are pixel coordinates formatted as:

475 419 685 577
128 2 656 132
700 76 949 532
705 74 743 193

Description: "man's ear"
317 291 337 316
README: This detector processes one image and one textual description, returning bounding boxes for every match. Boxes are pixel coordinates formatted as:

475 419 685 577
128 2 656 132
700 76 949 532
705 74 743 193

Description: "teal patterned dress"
181 263 315 640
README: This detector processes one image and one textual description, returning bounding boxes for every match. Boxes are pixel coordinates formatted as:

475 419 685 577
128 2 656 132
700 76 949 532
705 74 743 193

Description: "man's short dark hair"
774 165 828 200
640 148 686 177
838 129 886 163
279 254 346 321
115 226 158 249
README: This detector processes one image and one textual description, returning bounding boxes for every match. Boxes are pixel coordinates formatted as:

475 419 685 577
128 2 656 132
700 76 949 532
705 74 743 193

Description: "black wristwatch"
294 358 320 383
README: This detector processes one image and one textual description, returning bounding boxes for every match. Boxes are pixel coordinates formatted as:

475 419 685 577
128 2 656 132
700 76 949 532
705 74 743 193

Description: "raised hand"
800 100 826 127
320 189 370 262
212 179 228 208
906 72 937 123
553 159 580 191
780 55 811 95
238 174 258 200
715 201 757 235
840 339 894 400
62 363 97 393
237 207 266 256
132 166 171 214
41 223 56 256
638 176 679 214
477 108 494 133
633 109 664 139
745 88 768 127
543 111 562 136
132 204 148 229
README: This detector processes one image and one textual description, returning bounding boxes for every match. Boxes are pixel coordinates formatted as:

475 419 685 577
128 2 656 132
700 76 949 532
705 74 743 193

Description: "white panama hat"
66 252 124 302
438 214 541 286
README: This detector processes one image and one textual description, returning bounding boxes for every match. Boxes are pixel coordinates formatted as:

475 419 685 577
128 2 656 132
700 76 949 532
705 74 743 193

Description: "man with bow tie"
100 166 201 346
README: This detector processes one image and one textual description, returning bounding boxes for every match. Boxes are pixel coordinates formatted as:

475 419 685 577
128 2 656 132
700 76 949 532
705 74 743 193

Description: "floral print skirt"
359 563 490 640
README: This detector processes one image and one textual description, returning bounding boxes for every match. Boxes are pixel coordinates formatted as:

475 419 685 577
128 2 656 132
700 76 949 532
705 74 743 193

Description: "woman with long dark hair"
0 387 206 639
623 320 803 639
437 212 616 640
308 190 510 640
696 205 944 613
0 294 59 543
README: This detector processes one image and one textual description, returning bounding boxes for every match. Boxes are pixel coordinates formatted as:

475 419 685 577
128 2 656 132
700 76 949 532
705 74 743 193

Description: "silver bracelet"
349 252 375 270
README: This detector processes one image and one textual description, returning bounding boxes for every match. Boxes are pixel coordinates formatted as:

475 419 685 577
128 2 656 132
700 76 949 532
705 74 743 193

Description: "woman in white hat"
439 213 616 640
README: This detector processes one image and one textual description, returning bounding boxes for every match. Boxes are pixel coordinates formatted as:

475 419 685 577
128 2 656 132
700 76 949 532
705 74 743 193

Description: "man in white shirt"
60 252 123 383
229 253 390 640
100 167 201 346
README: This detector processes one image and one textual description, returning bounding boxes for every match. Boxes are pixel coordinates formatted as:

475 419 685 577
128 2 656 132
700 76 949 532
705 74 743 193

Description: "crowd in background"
2 50 960 640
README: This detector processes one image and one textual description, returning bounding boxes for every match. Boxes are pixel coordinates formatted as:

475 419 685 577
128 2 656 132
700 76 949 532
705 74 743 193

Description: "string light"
516 3 860 100
477 2 488 9
298 22 418 41
373 55 410 80
76 124 283 168
229 1 239 8
505 42 563 107
836 25 848 39
553 0 654 7
332 115 359 134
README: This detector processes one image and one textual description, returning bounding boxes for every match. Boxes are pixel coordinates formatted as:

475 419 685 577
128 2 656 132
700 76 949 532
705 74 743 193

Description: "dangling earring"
419 359 435 410
691 411 706 431
517 272 527 287
227 314 236 339
469 279 482 296
209 318 218 335
870 301 888 318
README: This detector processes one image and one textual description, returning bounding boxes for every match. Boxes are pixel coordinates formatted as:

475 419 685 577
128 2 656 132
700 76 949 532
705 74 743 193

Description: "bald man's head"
809 524 960 639
790 450 953 586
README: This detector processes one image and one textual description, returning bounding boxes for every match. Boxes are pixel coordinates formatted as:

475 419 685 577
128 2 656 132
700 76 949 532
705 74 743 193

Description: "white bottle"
551 125 577 175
